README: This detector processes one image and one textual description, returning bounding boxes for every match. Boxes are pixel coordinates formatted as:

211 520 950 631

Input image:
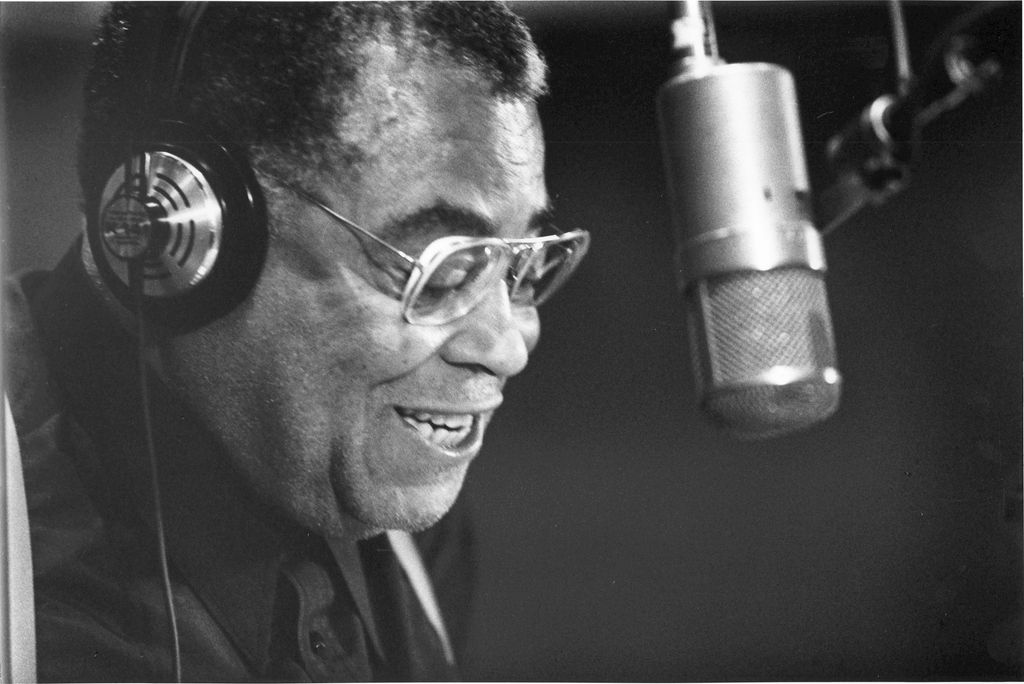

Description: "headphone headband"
165 2 208 103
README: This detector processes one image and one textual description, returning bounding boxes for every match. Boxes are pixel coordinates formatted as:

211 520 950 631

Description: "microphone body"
658 61 841 439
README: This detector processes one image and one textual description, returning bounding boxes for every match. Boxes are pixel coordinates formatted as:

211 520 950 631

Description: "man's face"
161 45 548 538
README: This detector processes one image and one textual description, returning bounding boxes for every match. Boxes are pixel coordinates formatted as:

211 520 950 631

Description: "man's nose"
439 282 539 378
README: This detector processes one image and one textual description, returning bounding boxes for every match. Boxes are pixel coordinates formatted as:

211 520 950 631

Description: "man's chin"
344 475 467 535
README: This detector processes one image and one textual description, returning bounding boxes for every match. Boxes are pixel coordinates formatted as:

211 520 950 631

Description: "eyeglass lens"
509 241 577 306
407 235 586 325
409 244 511 324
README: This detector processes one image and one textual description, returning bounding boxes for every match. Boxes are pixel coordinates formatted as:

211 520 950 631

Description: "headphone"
84 2 268 333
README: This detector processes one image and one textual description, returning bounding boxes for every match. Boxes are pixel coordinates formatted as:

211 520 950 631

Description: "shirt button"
309 631 327 656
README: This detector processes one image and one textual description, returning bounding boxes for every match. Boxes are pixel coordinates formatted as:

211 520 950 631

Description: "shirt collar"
27 240 309 674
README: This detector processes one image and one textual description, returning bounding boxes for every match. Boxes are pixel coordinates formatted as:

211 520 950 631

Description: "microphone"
657 2 841 439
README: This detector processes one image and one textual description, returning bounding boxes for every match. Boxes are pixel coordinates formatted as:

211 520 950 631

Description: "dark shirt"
6 241 475 682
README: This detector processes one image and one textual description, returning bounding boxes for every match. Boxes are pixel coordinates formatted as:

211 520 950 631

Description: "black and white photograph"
2 2 1020 681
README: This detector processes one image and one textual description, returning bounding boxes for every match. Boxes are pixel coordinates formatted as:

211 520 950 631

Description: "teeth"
411 411 472 429
397 409 475 449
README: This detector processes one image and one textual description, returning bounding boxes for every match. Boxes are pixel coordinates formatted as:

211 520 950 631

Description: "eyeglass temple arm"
261 173 418 266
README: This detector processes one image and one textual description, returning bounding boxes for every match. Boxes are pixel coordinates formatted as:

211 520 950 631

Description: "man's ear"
83 121 268 334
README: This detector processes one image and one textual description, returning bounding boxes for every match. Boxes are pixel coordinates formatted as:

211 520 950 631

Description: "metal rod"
888 0 913 97
671 0 719 67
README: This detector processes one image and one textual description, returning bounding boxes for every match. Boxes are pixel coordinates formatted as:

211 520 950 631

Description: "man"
5 2 588 681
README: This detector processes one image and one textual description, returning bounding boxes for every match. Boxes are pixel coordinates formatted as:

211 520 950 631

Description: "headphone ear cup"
86 121 268 333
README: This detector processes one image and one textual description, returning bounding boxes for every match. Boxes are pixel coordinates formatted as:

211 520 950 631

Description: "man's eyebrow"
379 202 558 242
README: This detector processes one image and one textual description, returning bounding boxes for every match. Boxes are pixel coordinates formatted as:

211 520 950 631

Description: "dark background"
2 2 1021 680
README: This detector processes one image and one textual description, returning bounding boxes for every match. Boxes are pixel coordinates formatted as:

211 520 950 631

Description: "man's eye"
425 267 470 293
509 278 536 305
425 252 481 292
509 248 569 304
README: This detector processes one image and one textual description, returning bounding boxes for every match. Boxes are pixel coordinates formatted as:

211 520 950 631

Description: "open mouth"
395 407 479 452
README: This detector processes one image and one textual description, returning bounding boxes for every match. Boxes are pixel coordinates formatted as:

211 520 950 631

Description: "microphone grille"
687 267 841 439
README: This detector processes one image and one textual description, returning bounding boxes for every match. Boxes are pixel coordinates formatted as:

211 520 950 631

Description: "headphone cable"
129 260 183 683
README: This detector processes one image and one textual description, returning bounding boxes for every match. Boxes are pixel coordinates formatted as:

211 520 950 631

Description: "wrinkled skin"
157 44 549 539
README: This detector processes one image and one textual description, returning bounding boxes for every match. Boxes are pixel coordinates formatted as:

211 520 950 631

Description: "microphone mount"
818 1 1013 235
668 0 720 73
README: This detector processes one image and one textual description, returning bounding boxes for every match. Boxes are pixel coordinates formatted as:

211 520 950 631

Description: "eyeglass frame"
262 174 591 325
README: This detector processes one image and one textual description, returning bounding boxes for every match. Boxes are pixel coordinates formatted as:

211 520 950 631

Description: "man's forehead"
308 40 549 246
340 41 544 161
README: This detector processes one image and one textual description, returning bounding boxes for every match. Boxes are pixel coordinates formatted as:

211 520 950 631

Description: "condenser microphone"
657 4 841 439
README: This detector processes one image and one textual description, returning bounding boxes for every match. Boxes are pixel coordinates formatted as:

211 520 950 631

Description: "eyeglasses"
267 177 591 326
